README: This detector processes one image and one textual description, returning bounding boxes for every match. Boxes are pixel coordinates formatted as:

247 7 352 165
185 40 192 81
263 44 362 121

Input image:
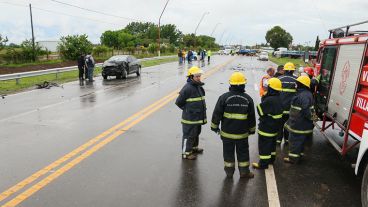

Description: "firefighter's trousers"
258 133 277 168
182 124 201 155
222 138 250 174
288 132 307 163
277 115 289 144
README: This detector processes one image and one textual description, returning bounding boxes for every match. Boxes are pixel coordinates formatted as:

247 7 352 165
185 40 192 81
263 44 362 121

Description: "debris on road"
36 81 62 89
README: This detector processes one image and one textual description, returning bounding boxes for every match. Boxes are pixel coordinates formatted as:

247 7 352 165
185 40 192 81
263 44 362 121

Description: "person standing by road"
274 65 284 78
211 72 256 179
77 54 86 82
178 50 183 64
175 66 207 160
259 67 275 98
182 50 186 64
207 50 212 64
252 78 283 169
85 53 95 83
284 76 314 164
277 62 297 145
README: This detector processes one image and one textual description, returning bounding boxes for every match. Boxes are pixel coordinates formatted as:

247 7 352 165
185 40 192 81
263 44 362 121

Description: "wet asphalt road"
0 55 362 207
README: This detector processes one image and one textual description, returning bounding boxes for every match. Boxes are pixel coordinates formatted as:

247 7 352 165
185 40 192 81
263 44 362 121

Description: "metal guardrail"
0 55 176 83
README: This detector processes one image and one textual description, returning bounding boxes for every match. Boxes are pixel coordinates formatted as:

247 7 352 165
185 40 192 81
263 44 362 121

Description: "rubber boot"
252 162 268 170
182 154 196 160
193 147 204 154
224 167 235 178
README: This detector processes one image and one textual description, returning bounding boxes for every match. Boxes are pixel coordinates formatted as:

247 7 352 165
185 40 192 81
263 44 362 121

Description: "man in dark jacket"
274 65 284 78
277 62 297 145
211 72 256 179
175 66 207 160
252 78 283 169
284 76 314 164
77 54 85 81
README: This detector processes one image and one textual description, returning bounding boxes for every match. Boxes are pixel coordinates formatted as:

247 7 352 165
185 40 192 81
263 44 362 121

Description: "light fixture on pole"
158 0 170 57
194 12 209 35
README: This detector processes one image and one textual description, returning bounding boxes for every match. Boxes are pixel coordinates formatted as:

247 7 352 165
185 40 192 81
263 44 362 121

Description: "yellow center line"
0 57 236 207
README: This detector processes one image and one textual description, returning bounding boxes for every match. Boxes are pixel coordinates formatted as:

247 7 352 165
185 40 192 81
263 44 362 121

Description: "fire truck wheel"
362 164 368 207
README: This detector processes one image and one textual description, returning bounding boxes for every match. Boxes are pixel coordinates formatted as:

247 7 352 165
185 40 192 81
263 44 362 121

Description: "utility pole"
194 12 209 35
158 0 170 57
29 4 36 62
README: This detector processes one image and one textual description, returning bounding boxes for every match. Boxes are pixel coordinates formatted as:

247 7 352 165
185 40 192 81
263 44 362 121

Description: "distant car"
102 55 141 80
258 52 269 61
218 50 224 55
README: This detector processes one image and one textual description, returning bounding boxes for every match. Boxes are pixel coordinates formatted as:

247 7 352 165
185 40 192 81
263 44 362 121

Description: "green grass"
0 57 178 95
268 55 310 68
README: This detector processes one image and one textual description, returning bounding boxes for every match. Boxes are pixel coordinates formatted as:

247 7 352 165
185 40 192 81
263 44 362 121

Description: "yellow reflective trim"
186 96 205 102
181 119 207 124
257 104 264 116
238 162 250 167
283 111 289 114
268 114 283 119
224 161 235 167
258 130 278 137
271 152 276 156
260 155 271 160
291 105 302 110
223 112 248 120
284 124 313 134
250 127 256 132
211 122 219 128
220 131 249 139
289 153 300 158
282 88 296 92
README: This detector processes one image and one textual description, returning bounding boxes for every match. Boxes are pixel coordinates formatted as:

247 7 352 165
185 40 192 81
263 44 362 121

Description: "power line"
0 1 125 26
49 0 145 22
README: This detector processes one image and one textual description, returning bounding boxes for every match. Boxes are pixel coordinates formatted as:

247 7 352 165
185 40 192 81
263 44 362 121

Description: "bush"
58 34 93 60
148 43 158 54
93 45 110 57
2 40 47 64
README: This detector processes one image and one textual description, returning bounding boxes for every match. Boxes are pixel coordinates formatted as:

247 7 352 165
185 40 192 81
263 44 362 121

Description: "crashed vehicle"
101 55 141 79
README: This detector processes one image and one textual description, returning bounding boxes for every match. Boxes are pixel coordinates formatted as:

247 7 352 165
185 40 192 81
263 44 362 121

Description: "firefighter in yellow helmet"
211 72 256 178
277 62 297 146
252 78 283 169
175 66 207 160
284 76 314 164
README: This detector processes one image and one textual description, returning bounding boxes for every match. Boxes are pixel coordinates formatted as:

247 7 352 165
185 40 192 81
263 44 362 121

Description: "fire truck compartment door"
327 44 366 125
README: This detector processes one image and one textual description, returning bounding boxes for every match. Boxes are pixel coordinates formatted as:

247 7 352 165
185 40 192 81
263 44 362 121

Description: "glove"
211 128 220 134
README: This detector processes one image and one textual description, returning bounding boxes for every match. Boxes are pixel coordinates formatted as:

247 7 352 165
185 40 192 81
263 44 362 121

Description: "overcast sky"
1 0 367 46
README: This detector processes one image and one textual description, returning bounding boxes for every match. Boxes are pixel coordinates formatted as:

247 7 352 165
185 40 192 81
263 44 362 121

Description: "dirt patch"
0 60 104 75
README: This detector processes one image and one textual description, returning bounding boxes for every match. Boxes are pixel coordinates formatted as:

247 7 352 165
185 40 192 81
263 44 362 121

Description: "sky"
0 0 368 46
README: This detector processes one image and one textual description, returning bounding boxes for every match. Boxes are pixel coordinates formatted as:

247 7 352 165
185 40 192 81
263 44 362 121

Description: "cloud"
0 0 367 45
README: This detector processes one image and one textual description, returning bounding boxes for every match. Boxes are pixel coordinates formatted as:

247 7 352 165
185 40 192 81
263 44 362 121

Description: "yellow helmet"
268 78 282 91
284 62 296 71
229 72 247 85
296 76 311 88
187 66 203 76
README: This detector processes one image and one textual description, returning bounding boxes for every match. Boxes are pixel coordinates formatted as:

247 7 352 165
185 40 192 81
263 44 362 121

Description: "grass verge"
0 57 178 95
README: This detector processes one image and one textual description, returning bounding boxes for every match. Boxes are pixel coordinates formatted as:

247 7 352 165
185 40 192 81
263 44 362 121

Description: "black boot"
224 167 235 178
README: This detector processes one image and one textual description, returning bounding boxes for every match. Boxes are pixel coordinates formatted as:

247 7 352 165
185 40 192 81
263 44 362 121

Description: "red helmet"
304 67 314 76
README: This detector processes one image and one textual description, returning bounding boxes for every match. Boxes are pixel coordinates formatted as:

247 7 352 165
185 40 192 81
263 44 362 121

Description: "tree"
58 34 93 60
100 30 120 49
0 34 8 50
265 26 293 49
314 36 320 51
160 24 182 45
182 34 197 47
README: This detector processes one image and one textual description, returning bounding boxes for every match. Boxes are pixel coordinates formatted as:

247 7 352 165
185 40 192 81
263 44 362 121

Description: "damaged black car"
102 55 141 79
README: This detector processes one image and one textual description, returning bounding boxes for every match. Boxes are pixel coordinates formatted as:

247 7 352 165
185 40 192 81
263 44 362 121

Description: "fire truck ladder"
329 20 368 38
315 112 360 156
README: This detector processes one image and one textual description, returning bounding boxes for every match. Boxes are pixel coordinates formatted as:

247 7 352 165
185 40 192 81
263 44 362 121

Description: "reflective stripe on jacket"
278 74 297 114
256 91 283 136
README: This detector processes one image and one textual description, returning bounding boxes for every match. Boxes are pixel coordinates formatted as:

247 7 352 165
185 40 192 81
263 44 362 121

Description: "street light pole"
194 12 209 35
158 0 170 57
29 4 36 62
210 23 221 37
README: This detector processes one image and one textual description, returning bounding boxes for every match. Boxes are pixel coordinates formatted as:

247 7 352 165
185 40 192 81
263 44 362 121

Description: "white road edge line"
265 165 281 207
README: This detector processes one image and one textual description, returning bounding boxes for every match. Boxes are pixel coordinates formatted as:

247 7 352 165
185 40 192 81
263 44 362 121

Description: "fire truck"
314 20 368 206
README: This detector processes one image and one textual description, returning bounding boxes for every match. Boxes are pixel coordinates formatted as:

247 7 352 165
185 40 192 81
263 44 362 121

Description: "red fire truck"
314 20 368 206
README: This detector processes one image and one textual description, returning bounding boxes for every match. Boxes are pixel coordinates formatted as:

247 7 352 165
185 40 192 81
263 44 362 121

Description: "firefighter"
283 76 314 164
252 78 283 169
175 66 207 160
277 62 297 145
304 67 319 95
259 67 275 98
211 72 256 178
